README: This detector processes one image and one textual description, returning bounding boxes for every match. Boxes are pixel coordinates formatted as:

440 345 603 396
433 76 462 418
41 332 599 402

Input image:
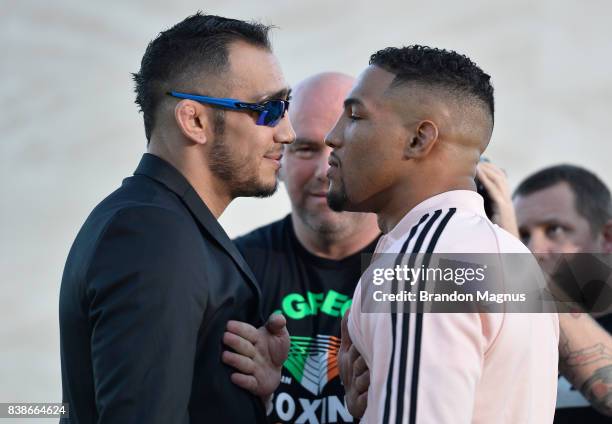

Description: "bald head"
281 72 379 250
289 72 354 135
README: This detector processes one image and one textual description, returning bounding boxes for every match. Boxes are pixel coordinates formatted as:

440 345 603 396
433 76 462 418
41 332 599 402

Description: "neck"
291 213 380 260
148 141 232 218
376 175 475 234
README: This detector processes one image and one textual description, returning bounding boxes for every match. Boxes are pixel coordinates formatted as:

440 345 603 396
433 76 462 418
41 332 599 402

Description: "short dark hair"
514 164 612 233
132 12 272 142
369 45 494 121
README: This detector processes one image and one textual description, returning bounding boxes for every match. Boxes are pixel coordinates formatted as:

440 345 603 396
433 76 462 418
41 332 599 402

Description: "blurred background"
1 0 611 408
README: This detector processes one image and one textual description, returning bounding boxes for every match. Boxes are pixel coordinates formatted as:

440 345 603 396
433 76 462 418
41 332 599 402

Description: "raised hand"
477 161 519 236
222 313 290 401
339 310 370 419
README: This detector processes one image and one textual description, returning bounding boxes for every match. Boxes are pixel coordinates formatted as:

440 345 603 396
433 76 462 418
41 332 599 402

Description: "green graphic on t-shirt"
284 334 341 396
276 290 351 395
275 289 351 320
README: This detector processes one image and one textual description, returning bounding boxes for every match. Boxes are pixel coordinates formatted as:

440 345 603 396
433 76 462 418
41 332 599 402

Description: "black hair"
514 164 612 233
369 45 494 121
132 12 272 142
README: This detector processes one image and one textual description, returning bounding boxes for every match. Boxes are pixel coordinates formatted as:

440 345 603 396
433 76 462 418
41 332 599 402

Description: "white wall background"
1 0 611 406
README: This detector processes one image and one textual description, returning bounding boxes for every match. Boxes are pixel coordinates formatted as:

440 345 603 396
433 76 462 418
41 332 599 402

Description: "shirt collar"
383 190 486 244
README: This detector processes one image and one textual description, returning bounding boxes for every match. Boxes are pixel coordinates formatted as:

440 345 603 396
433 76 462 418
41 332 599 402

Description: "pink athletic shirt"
348 190 559 424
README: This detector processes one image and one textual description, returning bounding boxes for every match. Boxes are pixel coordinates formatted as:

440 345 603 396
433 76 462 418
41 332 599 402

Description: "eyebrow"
259 87 292 102
521 217 571 228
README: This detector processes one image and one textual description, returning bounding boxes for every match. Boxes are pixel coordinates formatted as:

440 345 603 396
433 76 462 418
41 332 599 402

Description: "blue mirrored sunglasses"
167 91 289 127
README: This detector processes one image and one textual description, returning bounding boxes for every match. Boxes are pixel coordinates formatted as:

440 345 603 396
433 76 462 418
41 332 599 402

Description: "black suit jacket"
59 154 266 423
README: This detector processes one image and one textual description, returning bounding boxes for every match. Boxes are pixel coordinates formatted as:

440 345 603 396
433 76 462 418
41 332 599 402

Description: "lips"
264 152 283 161
328 155 340 168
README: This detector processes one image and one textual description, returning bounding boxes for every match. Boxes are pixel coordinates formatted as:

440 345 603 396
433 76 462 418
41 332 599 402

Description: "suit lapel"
134 154 263 305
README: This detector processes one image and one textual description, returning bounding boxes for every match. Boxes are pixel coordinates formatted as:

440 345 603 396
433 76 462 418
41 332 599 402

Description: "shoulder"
63 181 210 309
86 205 204 273
108 204 197 240
84 205 209 295
69 180 200 269
86 173 200 243
435 210 530 254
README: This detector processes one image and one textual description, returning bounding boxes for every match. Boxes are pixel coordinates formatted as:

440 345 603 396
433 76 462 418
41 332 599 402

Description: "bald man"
326 46 559 423
231 73 380 423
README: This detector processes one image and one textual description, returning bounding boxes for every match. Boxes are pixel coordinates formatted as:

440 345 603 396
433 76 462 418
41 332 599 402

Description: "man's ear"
174 100 209 145
403 120 438 159
601 219 612 253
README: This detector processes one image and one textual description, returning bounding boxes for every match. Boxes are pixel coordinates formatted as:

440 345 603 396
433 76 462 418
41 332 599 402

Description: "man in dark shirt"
234 73 381 423
59 13 293 423
513 165 612 421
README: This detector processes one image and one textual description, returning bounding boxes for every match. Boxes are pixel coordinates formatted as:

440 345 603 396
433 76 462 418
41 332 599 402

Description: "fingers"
265 313 287 335
270 336 291 367
230 372 258 394
347 344 360 364
341 345 361 387
354 368 370 394
353 354 368 377
346 384 368 419
477 162 510 196
351 350 370 394
268 324 291 366
477 165 511 210
476 163 498 193
222 350 255 374
356 390 368 413
226 320 259 344
477 162 520 235
223 331 256 358
339 312 353 385
478 161 506 178
340 309 352 352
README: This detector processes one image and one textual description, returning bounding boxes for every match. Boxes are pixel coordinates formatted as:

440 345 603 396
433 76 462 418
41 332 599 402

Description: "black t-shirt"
235 215 379 424
553 313 612 423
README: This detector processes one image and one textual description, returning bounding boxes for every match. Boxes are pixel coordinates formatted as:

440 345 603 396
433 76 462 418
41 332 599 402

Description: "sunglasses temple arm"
168 92 241 110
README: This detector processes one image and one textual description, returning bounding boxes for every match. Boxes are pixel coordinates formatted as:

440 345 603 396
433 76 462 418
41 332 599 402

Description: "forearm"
580 365 612 416
558 313 612 416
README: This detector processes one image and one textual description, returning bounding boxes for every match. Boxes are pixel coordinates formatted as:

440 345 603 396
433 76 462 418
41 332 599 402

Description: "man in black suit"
59 13 294 423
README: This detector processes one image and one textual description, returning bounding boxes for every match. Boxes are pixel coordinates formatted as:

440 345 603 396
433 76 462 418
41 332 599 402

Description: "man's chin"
300 209 349 235
327 190 348 212
253 179 278 198
232 178 278 199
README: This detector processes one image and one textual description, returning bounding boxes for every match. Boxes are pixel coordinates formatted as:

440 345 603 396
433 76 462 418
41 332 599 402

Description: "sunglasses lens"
261 101 286 127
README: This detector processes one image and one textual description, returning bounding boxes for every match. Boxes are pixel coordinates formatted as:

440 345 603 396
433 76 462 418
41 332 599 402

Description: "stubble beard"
327 178 349 212
208 110 278 199
297 206 345 236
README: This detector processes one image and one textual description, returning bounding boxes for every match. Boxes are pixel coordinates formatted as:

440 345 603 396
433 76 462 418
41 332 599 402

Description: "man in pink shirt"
326 45 559 423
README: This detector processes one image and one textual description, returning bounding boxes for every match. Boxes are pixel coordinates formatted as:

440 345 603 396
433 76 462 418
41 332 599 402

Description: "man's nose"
274 115 296 145
324 120 343 149
315 149 332 181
